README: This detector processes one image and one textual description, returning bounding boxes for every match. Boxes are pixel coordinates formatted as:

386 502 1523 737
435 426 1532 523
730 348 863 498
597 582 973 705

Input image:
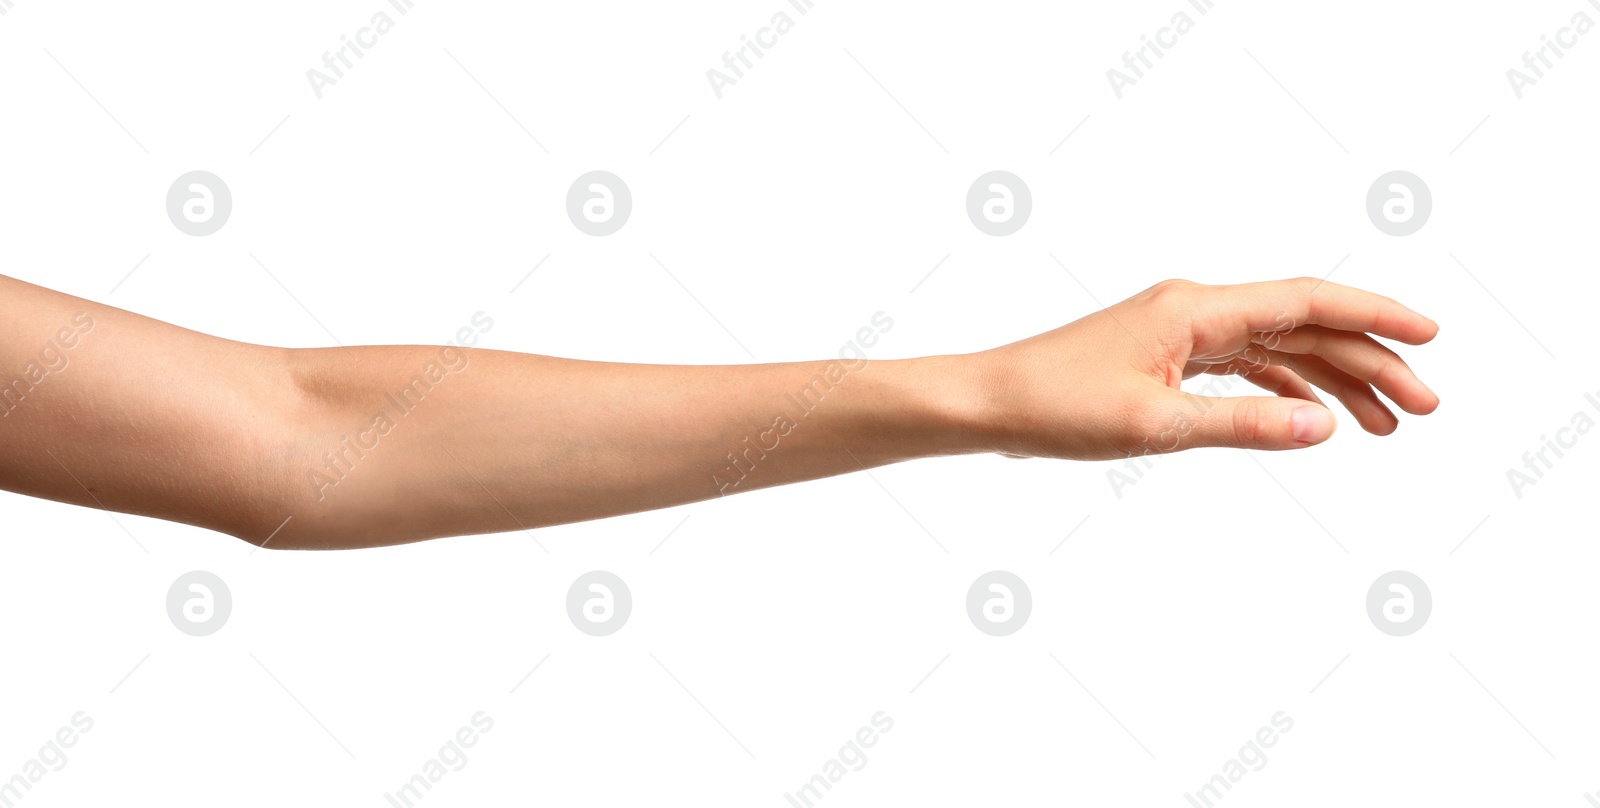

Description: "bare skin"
0 274 1438 550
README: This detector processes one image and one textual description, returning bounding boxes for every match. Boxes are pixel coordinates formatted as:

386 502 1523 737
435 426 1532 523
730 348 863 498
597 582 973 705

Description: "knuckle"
1144 278 1196 307
1369 353 1400 385
1231 399 1268 446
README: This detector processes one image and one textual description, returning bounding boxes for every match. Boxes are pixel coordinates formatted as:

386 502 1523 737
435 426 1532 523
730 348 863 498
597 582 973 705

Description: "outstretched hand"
975 277 1440 460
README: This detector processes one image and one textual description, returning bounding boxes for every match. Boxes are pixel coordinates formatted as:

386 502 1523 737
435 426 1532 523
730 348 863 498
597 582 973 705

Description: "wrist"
882 352 1006 458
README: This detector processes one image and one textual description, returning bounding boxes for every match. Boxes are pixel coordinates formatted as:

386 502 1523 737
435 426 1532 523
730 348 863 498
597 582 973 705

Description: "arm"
0 274 1438 549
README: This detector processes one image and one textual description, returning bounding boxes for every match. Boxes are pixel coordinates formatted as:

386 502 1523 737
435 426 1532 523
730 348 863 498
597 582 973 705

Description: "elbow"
215 346 352 550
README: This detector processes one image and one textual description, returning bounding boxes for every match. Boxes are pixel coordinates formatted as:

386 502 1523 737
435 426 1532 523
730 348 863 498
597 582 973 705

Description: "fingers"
1194 277 1440 346
1152 388 1337 451
1255 325 1439 415
1116 277 1439 455
1203 361 1324 405
1258 350 1400 435
1194 347 1404 436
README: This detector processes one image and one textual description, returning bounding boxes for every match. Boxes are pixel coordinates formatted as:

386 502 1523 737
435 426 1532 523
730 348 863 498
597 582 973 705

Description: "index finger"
1213 277 1440 345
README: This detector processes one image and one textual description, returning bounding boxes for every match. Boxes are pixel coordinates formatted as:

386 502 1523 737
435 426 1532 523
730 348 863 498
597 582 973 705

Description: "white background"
2 1 1597 805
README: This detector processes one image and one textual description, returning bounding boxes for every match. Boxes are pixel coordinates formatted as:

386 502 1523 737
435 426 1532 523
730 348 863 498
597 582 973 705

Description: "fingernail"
1291 406 1335 443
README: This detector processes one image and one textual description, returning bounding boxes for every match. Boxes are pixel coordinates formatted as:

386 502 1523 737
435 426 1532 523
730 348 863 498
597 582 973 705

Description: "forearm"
273 347 993 547
2 275 997 549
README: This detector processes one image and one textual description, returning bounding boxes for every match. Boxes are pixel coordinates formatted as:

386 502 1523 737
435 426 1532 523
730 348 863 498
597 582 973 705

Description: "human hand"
971 278 1440 460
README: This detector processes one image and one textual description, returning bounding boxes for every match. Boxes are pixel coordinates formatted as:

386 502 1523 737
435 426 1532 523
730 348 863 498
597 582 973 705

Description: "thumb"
1157 392 1337 451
